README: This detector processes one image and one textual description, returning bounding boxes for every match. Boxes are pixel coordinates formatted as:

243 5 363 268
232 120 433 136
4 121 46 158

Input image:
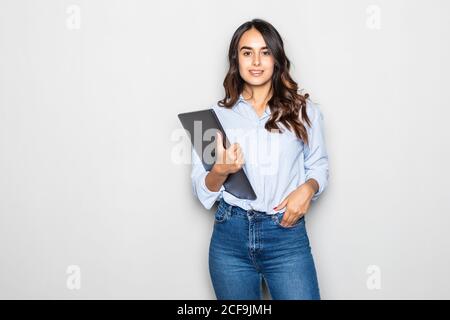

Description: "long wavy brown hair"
218 18 313 146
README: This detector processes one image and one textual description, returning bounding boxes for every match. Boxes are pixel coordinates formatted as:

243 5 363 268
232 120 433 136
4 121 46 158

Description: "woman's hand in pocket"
273 180 318 227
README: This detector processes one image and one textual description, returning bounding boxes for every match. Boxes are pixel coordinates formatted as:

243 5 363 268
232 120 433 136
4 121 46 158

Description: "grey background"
1 0 449 299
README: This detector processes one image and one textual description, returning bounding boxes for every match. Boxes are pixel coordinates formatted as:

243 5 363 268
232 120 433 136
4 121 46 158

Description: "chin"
244 76 270 86
245 78 271 86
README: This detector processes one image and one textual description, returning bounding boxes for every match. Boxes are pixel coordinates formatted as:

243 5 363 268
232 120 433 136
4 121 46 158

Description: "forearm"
205 165 229 192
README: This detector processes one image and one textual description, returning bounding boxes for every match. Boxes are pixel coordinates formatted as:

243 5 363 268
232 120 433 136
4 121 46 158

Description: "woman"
191 18 329 300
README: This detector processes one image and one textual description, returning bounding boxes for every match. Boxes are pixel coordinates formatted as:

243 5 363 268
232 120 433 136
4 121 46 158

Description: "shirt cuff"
197 171 225 209
305 172 328 201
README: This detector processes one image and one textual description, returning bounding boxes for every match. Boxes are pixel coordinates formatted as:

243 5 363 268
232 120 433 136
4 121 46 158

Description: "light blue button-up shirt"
191 93 329 214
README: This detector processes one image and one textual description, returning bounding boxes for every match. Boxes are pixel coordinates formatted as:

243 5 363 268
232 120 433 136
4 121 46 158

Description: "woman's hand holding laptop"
211 131 245 177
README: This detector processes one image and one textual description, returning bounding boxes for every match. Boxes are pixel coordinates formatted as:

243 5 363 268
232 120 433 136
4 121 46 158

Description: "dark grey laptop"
178 109 257 200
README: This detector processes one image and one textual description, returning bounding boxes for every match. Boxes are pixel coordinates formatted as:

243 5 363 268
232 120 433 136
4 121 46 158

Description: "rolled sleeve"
190 147 225 210
303 103 329 201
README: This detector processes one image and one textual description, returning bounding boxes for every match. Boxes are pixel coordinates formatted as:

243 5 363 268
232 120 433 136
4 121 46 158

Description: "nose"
253 55 260 66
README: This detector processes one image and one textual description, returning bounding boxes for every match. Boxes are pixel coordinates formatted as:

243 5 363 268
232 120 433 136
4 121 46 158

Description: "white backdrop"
1 0 449 299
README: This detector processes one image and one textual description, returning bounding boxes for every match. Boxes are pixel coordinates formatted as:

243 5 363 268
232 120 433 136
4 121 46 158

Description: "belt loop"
218 198 224 212
227 201 233 216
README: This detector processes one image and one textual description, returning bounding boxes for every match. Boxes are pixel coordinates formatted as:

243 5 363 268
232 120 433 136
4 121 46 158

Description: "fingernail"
273 206 277 210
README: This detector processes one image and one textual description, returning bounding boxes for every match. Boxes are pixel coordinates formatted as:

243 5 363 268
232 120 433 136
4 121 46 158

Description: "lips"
249 70 264 76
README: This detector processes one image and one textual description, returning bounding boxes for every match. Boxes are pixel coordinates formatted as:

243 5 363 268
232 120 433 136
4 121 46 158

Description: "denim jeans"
208 198 320 300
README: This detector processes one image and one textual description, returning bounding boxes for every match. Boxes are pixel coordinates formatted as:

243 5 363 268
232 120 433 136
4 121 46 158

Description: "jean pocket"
214 205 230 224
273 211 304 229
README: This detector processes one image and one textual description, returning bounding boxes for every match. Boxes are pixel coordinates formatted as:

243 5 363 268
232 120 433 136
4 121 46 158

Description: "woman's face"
238 28 275 87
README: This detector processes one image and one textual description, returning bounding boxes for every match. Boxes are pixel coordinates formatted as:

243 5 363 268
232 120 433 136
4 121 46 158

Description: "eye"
262 51 271 56
243 51 251 56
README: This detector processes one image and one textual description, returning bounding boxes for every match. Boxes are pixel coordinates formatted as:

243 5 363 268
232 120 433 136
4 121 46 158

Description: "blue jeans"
209 198 320 300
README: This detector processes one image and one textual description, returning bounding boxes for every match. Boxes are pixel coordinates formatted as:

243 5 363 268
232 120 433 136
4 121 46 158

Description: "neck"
242 82 273 104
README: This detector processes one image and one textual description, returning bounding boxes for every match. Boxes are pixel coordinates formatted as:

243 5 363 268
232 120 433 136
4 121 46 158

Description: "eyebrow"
239 46 268 51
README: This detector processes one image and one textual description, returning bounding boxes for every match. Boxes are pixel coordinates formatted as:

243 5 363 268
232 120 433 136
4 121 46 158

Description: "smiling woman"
190 18 329 301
